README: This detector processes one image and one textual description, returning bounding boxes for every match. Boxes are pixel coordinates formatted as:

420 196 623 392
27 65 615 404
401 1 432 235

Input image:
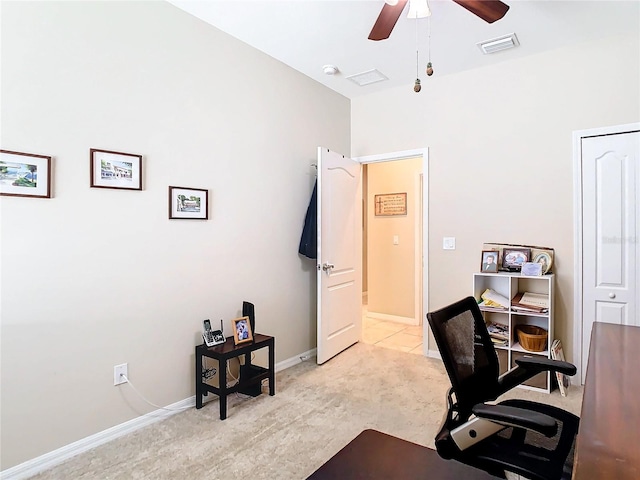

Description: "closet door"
580 129 639 384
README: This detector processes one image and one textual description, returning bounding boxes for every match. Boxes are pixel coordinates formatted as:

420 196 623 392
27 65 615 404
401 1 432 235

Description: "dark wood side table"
195 333 275 419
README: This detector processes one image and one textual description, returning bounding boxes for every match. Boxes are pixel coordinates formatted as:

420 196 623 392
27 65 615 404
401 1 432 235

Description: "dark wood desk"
573 322 640 479
307 429 500 479
195 333 275 419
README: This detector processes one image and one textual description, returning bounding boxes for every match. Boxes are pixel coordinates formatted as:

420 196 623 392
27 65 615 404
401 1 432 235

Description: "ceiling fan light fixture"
477 33 520 54
407 0 431 19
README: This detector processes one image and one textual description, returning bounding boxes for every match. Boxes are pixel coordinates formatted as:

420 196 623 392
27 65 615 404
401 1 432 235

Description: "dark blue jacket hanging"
298 180 317 259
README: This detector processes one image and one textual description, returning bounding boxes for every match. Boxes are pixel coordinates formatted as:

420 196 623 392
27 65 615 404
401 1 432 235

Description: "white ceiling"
168 0 640 99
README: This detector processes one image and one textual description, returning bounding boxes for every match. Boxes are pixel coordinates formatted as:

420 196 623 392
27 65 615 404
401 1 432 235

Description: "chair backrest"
427 296 501 415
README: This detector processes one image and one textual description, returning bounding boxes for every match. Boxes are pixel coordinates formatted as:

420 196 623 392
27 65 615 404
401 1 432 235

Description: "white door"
316 147 362 364
580 129 639 383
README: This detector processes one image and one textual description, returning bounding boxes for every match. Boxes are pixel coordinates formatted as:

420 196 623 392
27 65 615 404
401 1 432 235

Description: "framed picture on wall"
169 186 208 220
374 192 407 216
90 148 142 190
0 149 52 198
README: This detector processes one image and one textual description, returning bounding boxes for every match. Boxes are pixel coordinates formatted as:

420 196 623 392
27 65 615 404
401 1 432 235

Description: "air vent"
346 69 389 87
477 33 519 55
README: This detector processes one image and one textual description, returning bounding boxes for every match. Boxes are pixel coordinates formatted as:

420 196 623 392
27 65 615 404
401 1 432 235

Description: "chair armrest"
515 356 577 376
472 403 558 437
495 357 577 395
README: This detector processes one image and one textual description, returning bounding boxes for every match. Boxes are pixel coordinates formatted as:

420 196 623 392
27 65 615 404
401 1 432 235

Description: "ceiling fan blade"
452 0 509 23
368 0 409 41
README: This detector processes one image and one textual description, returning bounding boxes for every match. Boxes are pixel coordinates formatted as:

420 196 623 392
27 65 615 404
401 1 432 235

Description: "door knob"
322 262 335 273
609 292 616 299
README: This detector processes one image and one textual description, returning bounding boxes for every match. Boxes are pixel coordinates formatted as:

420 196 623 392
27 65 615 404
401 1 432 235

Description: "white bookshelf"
473 272 554 393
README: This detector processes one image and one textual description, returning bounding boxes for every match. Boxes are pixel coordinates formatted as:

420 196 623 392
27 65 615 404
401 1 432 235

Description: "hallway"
362 303 423 354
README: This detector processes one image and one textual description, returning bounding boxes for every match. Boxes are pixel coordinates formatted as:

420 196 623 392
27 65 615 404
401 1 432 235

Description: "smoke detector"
323 65 339 75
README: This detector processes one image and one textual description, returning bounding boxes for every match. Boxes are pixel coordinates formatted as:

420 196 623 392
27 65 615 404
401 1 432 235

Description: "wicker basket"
516 325 548 352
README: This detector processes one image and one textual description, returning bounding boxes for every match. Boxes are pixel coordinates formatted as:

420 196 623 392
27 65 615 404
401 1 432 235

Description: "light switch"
443 237 456 250
393 235 399 245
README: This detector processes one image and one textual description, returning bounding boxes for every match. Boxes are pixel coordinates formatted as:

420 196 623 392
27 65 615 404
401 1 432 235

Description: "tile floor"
362 303 423 354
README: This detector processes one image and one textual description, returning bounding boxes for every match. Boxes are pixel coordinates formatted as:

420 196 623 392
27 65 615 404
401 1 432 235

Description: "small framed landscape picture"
232 316 253 345
90 148 142 190
169 186 208 220
521 262 543 276
0 150 52 198
501 248 531 272
481 250 499 273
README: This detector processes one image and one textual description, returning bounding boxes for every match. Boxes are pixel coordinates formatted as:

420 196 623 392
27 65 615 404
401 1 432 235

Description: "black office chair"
426 296 579 480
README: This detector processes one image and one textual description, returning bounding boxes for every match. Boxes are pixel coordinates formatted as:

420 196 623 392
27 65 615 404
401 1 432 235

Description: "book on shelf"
520 292 549 309
478 301 508 312
511 292 549 313
480 288 509 309
486 321 509 346
550 339 570 397
491 336 508 347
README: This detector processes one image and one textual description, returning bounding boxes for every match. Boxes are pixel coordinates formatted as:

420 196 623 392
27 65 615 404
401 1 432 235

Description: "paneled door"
316 147 362 364
578 127 639 384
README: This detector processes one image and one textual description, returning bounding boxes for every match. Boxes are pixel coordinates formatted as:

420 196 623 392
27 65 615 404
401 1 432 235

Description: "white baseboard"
366 311 418 326
276 348 317 371
0 351 312 480
428 349 442 360
0 396 194 480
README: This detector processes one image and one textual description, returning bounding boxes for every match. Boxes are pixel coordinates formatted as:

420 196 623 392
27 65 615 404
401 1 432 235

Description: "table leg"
195 346 203 409
219 358 227 420
269 339 275 396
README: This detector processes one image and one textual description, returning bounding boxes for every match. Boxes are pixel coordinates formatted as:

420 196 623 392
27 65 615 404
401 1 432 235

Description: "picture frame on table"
481 251 499 273
90 148 142 190
501 248 531 272
231 316 253 345
168 186 208 220
0 149 52 198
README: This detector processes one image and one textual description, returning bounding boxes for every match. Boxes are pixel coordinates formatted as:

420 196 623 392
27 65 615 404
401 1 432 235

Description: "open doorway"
356 150 428 355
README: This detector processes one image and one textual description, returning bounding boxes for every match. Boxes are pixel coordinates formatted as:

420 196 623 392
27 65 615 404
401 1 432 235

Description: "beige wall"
367 158 422 320
0 1 349 469
352 32 640 362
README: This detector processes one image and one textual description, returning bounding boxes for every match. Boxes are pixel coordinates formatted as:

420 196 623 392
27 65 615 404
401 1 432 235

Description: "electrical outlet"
114 363 128 386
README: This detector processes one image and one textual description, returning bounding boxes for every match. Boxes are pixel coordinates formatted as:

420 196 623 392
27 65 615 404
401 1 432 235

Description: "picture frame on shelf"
501 247 531 272
483 243 554 274
231 316 253 345
0 149 52 198
533 251 553 274
90 148 142 190
521 262 543 276
481 250 499 273
168 186 208 220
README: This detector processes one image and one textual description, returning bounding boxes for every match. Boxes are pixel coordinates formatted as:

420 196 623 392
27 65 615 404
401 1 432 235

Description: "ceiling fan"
368 0 510 41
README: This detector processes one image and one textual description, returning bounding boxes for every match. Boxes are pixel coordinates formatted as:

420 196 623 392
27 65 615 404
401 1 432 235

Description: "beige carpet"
30 343 582 479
